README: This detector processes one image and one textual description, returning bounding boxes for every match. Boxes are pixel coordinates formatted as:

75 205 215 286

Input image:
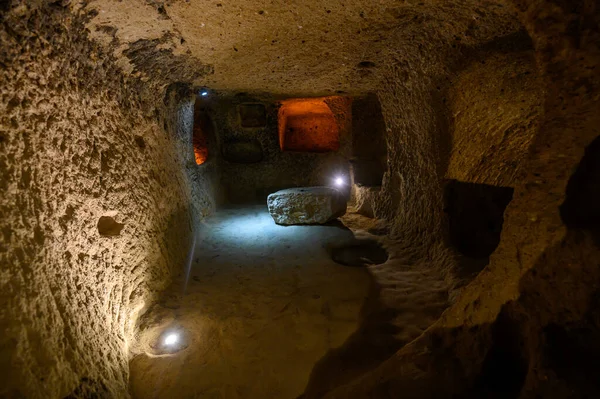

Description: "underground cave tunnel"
1 1 599 398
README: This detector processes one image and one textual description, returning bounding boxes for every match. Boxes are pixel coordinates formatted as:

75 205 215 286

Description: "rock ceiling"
84 0 522 95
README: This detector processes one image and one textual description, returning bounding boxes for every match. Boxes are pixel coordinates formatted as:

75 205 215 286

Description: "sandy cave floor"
129 206 449 398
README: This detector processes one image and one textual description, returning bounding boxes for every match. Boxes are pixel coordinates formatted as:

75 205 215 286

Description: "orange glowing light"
278 97 340 152
193 123 208 165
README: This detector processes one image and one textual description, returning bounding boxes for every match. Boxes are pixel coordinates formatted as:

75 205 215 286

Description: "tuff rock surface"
1 0 599 398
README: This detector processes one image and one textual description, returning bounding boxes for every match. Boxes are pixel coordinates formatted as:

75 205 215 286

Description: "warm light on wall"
194 143 208 165
193 113 209 165
193 136 208 165
278 97 341 152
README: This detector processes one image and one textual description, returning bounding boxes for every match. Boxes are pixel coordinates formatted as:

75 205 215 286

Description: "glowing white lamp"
200 91 209 97
334 177 344 187
163 332 179 346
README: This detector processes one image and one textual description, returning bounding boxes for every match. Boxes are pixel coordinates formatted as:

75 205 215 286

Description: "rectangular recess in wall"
351 94 387 186
278 97 341 152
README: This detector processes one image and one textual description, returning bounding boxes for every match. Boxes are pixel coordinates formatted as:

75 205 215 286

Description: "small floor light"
163 332 179 347
200 91 209 97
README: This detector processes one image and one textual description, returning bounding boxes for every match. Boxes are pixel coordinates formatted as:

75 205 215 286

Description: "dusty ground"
129 206 370 398
128 206 449 398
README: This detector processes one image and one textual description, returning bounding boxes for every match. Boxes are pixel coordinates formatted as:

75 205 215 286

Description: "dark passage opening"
560 135 600 234
350 94 387 187
444 180 513 276
471 310 528 398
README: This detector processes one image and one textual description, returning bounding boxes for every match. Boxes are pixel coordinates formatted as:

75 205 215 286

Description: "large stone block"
267 187 347 225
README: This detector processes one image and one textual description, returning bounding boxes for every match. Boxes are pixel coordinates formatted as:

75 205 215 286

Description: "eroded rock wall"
441 38 543 278
301 9 539 397
0 3 208 397
446 49 543 187
350 18 543 289
166 85 219 219
318 0 600 397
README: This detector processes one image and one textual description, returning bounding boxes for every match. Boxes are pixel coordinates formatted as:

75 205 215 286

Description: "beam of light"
163 332 179 346
182 227 197 295
213 208 307 251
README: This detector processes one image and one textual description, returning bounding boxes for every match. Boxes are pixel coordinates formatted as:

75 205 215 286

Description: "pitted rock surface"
267 187 347 225
2 1 599 398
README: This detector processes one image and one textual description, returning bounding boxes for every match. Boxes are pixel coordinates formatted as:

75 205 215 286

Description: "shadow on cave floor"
129 206 451 398
300 234 451 398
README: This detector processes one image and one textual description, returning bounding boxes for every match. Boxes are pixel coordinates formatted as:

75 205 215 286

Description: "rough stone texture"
166 86 219 220
267 187 347 225
311 1 600 398
0 2 213 398
351 186 381 219
222 139 264 164
446 50 543 187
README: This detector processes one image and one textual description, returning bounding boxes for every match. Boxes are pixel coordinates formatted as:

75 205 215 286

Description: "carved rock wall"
0 3 210 397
